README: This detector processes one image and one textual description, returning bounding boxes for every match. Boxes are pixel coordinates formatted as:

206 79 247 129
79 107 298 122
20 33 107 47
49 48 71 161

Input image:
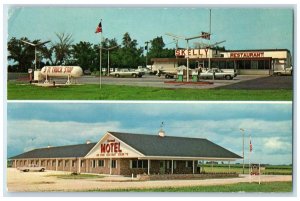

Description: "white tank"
40 66 83 78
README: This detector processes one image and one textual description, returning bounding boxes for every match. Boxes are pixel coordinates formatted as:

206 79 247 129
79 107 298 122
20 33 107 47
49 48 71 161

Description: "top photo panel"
6 6 293 101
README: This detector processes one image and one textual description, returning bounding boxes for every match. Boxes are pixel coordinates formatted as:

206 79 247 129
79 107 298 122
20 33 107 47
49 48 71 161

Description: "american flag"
95 21 102 33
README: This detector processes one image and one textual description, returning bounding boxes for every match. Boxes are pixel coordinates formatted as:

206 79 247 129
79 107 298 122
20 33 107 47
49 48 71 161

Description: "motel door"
159 161 165 174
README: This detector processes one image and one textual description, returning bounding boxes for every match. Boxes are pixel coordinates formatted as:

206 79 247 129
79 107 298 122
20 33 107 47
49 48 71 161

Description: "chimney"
86 140 91 144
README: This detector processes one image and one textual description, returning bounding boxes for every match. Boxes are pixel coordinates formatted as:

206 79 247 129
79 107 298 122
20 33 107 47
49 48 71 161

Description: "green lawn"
201 164 292 175
89 181 292 192
7 82 293 100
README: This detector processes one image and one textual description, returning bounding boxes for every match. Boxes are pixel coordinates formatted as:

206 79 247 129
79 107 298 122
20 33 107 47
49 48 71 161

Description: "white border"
1 0 298 199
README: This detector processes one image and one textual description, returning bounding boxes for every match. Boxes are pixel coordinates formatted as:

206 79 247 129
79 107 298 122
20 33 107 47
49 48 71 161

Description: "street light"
20 40 51 71
240 128 245 174
101 45 120 76
166 33 211 82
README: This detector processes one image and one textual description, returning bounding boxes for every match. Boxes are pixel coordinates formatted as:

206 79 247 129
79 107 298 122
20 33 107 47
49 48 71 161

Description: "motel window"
265 60 271 69
244 60 251 69
65 161 68 167
251 61 258 69
53 161 56 167
211 61 219 68
219 61 226 69
258 60 265 69
226 61 234 69
185 161 193 168
81 160 84 167
204 61 209 68
58 161 61 167
72 160 76 167
131 160 148 169
98 160 105 167
111 160 117 168
166 161 170 169
236 60 244 69
174 161 177 169
91 160 96 168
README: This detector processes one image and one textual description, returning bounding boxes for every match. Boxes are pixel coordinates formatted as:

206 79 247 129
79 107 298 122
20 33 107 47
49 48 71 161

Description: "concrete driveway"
6 168 292 192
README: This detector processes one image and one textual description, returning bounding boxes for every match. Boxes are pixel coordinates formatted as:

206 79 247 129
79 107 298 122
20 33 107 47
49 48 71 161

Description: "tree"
7 37 35 71
51 33 74 65
71 41 96 71
115 32 143 68
146 36 175 65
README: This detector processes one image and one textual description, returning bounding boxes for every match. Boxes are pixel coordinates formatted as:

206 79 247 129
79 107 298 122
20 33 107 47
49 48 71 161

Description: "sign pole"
186 39 189 82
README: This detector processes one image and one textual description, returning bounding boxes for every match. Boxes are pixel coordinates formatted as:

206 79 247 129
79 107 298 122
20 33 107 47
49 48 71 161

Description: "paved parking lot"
76 75 270 89
6 168 292 192
9 73 293 90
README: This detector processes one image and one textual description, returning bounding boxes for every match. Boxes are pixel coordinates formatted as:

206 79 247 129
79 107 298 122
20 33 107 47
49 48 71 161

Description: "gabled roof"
109 132 241 159
10 132 241 160
10 143 96 159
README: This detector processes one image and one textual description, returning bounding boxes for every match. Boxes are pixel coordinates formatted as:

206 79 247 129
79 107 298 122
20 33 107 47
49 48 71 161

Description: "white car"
199 69 237 80
110 69 143 78
17 164 46 172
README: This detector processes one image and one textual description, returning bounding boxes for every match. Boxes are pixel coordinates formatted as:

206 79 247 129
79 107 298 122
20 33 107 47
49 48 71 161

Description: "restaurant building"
10 131 241 175
151 48 292 75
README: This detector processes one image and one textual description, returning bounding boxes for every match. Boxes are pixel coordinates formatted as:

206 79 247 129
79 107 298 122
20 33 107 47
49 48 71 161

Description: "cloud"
263 137 292 152
7 120 122 157
7 113 293 165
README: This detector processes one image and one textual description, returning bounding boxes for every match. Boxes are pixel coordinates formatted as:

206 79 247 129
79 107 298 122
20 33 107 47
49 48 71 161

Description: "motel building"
151 48 292 75
10 131 241 176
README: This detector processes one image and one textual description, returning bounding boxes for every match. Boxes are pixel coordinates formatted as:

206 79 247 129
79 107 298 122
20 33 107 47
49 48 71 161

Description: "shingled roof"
10 132 241 160
10 143 96 159
109 132 241 159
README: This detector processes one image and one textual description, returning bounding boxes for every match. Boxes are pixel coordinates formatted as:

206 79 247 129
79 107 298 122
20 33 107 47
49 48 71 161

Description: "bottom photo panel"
6 102 293 194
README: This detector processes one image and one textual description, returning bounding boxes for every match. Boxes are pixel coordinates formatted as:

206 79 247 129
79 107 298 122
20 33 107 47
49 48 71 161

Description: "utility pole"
145 41 150 67
102 45 120 76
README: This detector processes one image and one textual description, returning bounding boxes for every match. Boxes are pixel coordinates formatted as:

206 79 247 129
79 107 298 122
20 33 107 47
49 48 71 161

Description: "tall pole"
145 41 149 67
99 33 102 89
249 133 251 183
34 47 37 71
208 9 211 69
107 49 110 76
209 9 211 35
240 128 245 174
186 39 189 82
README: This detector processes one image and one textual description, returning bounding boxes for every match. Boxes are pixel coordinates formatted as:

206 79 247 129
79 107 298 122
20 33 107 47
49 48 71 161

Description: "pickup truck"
110 69 143 78
199 69 237 80
17 164 46 172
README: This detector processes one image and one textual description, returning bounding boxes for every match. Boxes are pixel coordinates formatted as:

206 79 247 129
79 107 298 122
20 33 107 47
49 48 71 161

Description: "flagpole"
100 32 102 89
99 19 102 89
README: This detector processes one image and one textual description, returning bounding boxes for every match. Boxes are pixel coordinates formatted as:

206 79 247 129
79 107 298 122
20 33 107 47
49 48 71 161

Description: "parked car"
199 69 237 80
17 164 46 172
110 69 143 78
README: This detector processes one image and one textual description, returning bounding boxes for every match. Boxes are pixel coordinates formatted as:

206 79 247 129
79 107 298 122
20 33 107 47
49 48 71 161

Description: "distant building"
151 48 292 75
10 131 241 175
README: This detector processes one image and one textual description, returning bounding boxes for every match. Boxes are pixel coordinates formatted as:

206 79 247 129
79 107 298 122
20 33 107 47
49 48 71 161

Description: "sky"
6 102 293 165
6 6 294 56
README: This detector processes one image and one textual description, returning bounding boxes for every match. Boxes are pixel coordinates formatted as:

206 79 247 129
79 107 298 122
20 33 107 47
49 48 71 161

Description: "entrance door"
159 161 165 174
